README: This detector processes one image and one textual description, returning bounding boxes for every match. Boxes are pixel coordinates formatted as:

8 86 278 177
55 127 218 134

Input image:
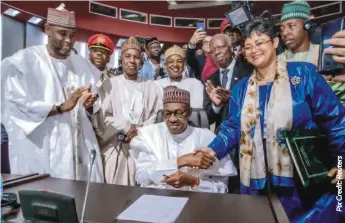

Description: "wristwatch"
56 103 64 114
188 42 196 49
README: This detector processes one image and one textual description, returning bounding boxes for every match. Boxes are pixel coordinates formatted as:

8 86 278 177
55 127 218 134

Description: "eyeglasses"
244 39 272 54
209 45 227 55
163 110 188 119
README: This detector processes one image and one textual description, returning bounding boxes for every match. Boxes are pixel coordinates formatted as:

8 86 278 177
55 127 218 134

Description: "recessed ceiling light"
116 38 126 47
3 8 21 17
125 14 139 18
28 16 43 25
168 1 177 5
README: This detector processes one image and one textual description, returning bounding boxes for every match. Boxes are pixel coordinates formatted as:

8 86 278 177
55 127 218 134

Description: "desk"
2 173 26 182
4 176 281 223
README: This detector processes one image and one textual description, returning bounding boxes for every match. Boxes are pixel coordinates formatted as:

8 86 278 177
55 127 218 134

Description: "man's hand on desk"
177 151 215 169
162 171 199 188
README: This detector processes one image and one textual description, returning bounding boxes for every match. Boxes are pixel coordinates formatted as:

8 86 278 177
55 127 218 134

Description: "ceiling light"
116 38 126 47
28 16 43 25
3 8 20 17
56 3 65 10
124 14 139 18
168 1 177 5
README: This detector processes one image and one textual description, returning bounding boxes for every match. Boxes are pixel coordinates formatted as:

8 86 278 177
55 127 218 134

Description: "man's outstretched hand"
177 150 215 169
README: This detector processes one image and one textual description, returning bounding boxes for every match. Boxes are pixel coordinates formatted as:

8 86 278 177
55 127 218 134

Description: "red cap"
88 34 114 54
220 19 231 33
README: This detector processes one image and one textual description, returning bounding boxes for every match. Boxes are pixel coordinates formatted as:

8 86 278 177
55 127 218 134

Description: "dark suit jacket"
203 59 253 131
186 47 206 81
203 59 253 193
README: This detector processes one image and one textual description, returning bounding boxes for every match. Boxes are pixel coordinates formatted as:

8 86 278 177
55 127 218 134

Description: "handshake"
161 148 216 189
177 147 216 169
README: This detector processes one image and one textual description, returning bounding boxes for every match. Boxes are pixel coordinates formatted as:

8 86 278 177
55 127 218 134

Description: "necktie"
221 69 230 88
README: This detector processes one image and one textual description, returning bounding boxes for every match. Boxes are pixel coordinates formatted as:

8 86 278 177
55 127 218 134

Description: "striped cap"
121 37 142 54
163 86 190 105
47 8 76 28
165 45 185 60
280 1 310 22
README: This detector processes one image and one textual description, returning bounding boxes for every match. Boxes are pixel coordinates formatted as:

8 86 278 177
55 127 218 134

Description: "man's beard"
53 44 71 57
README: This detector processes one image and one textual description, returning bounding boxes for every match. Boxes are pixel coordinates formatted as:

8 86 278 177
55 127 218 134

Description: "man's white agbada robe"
1 45 104 182
92 74 162 185
130 123 237 193
155 78 204 108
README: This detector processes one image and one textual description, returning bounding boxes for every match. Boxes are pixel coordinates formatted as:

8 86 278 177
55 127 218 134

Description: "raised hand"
216 88 231 103
61 85 89 112
81 84 98 108
205 80 223 107
189 29 207 45
324 30 345 64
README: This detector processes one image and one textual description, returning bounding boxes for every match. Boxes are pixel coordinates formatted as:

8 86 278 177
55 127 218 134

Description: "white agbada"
155 77 204 108
130 123 237 193
1 45 104 182
92 74 162 185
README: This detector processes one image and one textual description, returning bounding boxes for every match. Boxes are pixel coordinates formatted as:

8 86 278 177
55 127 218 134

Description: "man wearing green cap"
279 1 345 106
278 1 319 66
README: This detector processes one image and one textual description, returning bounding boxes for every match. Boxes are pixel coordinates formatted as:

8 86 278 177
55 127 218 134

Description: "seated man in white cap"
156 45 204 108
1 5 103 182
130 86 237 193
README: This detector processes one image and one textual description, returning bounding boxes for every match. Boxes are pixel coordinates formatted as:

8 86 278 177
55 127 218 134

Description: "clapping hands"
205 80 231 107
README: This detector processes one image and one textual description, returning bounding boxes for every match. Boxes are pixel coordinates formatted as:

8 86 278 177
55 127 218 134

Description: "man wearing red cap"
1 6 103 182
220 19 243 59
88 34 117 79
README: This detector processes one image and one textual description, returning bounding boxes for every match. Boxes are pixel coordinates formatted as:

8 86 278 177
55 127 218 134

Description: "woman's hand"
328 167 344 184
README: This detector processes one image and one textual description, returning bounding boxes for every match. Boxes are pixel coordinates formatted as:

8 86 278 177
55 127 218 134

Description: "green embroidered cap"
280 1 310 22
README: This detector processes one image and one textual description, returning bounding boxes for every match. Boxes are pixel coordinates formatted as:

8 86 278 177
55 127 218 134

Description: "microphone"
80 149 96 223
90 149 96 165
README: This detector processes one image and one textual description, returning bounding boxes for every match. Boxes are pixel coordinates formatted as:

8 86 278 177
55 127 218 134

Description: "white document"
116 195 189 223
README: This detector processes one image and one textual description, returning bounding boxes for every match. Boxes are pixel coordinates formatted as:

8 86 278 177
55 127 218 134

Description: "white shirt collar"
170 125 193 143
219 59 235 73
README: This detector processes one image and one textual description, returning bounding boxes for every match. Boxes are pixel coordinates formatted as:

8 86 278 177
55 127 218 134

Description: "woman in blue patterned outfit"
202 19 345 222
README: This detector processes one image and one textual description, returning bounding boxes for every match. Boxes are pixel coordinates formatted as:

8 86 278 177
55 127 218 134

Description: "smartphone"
197 22 205 31
318 17 345 75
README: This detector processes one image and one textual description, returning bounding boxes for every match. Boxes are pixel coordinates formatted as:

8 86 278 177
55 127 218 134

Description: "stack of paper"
116 195 189 223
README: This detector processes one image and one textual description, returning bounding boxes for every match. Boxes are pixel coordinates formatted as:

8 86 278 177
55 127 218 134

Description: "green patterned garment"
278 44 345 107
328 81 345 106
277 43 319 66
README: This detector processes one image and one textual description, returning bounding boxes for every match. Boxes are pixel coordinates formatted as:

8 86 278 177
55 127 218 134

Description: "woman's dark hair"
243 18 276 40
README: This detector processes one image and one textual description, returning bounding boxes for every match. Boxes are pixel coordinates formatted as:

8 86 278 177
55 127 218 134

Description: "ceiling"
1 1 344 43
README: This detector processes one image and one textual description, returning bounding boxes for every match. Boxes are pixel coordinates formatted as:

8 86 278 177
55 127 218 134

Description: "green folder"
282 130 331 187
